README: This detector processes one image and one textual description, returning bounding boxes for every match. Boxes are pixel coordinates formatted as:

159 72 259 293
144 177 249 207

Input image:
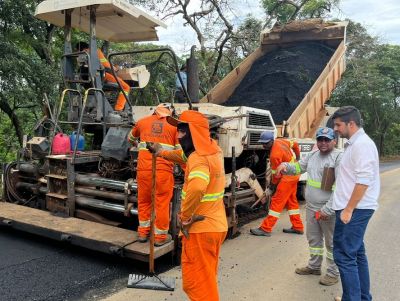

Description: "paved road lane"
1 163 399 301
101 167 400 301
0 230 138 301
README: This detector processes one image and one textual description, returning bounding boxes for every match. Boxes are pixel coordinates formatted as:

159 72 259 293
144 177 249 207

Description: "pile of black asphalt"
226 42 335 124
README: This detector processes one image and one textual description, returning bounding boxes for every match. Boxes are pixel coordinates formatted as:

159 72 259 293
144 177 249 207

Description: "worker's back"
132 114 179 172
270 139 300 183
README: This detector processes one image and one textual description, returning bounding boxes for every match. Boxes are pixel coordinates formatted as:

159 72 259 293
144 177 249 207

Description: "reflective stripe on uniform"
128 131 135 143
309 247 324 256
119 89 129 95
268 209 280 218
100 58 108 63
326 250 334 260
155 228 169 235
188 171 210 184
139 220 150 227
289 139 296 163
181 151 187 162
200 191 224 202
180 190 224 203
288 209 300 215
307 178 322 188
307 178 335 191
271 169 277 174
138 141 176 151
294 162 301 174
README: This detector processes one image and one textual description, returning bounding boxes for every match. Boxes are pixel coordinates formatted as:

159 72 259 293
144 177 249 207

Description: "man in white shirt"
331 106 380 301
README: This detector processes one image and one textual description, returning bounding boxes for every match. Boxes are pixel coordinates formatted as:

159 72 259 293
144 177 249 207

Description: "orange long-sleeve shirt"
160 148 228 234
270 138 300 184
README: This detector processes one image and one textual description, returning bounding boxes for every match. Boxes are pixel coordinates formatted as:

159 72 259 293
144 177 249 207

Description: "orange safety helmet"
154 103 172 118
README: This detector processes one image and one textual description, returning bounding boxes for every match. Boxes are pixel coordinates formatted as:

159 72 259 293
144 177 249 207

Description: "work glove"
146 142 162 156
177 214 205 238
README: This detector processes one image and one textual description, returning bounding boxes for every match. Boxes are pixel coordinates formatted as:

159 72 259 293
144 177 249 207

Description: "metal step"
0 202 174 262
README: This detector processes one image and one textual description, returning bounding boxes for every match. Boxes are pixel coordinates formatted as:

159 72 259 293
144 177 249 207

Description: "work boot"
283 227 304 235
295 266 321 275
154 234 172 247
319 274 339 286
137 234 148 243
250 227 272 237
334 297 342 301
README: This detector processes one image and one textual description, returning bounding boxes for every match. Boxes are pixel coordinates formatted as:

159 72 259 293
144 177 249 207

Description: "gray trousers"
306 208 339 276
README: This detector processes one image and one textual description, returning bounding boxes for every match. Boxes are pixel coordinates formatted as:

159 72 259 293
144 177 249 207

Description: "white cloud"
331 0 400 44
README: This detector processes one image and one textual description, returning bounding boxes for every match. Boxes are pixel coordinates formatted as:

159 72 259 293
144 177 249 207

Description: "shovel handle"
149 153 156 273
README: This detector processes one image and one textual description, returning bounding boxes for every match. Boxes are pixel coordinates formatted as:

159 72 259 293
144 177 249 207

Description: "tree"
261 0 341 28
330 22 400 156
0 0 60 153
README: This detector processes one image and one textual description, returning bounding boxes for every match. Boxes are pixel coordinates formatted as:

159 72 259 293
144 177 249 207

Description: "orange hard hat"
154 103 172 118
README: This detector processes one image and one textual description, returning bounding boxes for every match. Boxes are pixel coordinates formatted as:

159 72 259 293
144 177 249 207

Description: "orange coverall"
97 49 130 111
129 112 179 242
160 110 228 301
260 138 304 233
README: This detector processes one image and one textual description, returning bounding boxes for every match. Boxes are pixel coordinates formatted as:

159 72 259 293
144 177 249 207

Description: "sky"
147 0 400 55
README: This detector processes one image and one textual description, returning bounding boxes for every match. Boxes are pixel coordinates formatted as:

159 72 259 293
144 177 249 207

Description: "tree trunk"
0 98 23 147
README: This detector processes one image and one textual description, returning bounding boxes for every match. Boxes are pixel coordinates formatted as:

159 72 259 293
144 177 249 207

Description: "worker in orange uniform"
77 42 130 111
149 110 228 301
127 103 180 246
250 131 304 236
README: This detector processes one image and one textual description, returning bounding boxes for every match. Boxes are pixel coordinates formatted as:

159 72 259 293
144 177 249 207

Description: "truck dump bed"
200 19 347 138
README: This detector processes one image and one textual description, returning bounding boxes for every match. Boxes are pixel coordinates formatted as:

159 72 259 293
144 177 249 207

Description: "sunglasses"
317 137 333 142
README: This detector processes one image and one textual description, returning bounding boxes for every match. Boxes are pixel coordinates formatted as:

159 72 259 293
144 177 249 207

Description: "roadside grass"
380 155 400 162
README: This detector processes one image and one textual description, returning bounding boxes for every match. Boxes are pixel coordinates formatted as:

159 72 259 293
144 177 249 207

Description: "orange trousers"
182 232 227 301
137 170 174 241
104 72 130 111
261 180 303 232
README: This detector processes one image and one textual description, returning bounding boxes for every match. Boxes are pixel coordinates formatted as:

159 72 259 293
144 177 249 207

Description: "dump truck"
197 19 348 198
0 1 347 264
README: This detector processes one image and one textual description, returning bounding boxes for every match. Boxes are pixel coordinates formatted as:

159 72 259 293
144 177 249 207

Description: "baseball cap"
316 127 335 140
258 131 274 144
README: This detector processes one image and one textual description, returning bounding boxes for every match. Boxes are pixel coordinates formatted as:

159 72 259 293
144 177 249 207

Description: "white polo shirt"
332 128 380 210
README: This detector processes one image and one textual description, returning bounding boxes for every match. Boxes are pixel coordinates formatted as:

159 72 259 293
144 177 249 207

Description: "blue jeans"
333 209 374 301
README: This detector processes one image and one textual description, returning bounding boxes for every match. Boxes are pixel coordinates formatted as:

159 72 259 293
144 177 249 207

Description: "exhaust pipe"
75 186 136 203
76 196 138 215
75 174 137 192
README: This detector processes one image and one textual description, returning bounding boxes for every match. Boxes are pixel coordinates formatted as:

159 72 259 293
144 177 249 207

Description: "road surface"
1 164 399 301
101 167 400 301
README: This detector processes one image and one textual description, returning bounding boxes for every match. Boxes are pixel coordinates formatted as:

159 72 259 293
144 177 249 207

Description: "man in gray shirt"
276 127 342 286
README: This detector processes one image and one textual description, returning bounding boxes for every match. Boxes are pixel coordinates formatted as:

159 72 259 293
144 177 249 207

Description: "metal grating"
247 112 274 128
248 132 262 146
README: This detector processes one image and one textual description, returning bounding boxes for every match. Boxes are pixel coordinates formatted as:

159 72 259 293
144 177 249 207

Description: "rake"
127 152 175 291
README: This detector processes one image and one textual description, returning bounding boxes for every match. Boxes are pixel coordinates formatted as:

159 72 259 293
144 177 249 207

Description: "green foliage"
330 39 400 156
261 0 340 25
0 0 60 161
